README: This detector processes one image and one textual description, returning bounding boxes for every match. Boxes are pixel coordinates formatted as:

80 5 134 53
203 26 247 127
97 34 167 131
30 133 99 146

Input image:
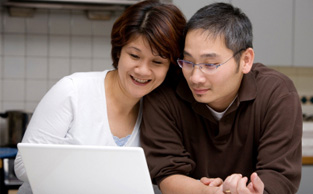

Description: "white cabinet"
232 0 293 66
173 0 312 67
294 0 313 67
172 0 230 20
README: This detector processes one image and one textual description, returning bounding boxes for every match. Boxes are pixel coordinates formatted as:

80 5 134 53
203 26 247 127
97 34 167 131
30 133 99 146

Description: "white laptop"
17 143 155 194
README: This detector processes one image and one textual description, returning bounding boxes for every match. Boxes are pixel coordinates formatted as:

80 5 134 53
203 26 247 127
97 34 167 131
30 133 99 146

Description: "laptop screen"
17 143 155 194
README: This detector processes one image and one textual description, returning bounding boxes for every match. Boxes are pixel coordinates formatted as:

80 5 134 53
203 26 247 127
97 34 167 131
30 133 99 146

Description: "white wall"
0 0 312 117
0 8 116 113
0 8 118 145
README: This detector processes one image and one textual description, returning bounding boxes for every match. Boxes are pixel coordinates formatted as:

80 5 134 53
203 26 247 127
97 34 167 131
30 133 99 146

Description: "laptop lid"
17 143 155 194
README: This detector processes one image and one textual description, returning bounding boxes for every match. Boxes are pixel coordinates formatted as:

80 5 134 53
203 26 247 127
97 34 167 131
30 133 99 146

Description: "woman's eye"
151 61 165 67
153 61 162 65
130 54 139 59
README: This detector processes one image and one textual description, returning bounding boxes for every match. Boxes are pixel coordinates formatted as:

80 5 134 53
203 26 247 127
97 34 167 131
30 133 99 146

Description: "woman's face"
117 35 170 99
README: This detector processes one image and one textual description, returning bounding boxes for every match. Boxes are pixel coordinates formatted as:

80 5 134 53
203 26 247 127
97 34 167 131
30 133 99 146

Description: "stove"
303 114 313 122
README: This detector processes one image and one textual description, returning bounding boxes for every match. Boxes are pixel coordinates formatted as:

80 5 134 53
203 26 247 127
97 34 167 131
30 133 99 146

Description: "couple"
14 1 302 194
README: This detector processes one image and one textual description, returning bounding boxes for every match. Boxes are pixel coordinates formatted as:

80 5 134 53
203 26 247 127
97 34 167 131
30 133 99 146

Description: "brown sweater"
141 63 302 194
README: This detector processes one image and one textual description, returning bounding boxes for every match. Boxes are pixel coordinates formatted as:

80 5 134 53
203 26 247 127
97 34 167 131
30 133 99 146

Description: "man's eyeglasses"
177 49 245 74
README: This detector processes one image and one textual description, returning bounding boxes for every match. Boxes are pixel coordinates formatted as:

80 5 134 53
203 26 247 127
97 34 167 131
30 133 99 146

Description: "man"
140 2 302 194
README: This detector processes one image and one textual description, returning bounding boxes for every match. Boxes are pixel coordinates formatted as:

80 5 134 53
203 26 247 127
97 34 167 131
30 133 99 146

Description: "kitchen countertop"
302 156 313 165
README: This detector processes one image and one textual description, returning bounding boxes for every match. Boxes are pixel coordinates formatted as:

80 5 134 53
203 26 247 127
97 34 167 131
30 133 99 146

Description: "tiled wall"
0 8 118 113
1 8 313 114
0 6 313 145
0 7 119 144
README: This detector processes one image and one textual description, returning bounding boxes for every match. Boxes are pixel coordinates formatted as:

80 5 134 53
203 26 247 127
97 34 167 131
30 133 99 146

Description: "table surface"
302 156 313 165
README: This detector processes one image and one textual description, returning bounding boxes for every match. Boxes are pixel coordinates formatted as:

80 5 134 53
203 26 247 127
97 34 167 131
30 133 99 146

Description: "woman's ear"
241 48 254 74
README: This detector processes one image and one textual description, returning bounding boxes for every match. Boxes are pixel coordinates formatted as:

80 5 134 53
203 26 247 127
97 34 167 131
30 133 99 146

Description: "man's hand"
221 172 264 194
245 172 264 194
200 177 223 187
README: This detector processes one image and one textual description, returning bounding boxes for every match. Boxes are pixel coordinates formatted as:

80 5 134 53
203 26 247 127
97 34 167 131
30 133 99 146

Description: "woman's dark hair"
111 0 186 70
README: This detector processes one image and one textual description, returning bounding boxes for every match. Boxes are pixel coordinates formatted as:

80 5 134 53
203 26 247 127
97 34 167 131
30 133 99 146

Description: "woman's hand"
200 177 223 187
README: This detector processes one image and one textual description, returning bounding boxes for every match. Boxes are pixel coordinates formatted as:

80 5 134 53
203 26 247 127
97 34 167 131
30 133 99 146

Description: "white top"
14 70 142 185
206 95 238 121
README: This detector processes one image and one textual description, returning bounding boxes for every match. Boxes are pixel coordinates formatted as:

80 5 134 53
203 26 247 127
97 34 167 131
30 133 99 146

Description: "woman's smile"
131 75 151 85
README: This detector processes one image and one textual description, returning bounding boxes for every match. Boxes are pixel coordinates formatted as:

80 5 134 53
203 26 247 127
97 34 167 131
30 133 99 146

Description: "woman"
14 1 186 193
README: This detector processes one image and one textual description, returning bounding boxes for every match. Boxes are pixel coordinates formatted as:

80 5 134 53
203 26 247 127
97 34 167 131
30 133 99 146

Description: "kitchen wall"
0 1 312 138
0 1 311 114
0 8 118 114
0 0 313 137
0 0 312 111
0 6 121 144
0 0 312 193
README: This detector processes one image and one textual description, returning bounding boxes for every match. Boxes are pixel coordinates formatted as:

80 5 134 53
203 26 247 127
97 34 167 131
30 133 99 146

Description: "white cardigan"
15 70 142 185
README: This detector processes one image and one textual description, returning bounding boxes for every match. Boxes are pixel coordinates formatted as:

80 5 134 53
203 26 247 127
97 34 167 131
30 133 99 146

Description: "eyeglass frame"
177 48 245 73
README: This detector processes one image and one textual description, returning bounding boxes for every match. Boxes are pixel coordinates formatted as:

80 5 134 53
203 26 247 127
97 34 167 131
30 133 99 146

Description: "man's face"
182 29 245 112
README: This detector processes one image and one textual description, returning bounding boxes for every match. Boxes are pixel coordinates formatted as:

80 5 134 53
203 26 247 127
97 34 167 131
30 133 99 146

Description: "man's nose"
190 66 206 84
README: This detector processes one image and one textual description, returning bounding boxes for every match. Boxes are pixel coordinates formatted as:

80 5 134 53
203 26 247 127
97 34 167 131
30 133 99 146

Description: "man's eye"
204 64 217 69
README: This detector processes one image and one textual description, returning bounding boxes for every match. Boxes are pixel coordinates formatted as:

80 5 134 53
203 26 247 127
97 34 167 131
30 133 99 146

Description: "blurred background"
0 0 312 193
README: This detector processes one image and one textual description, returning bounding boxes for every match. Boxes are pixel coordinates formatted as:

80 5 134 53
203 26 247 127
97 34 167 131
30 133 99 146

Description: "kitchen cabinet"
294 0 313 67
173 0 230 20
175 0 313 67
232 0 293 67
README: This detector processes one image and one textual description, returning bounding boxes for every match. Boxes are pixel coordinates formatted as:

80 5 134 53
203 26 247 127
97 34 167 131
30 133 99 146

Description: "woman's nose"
134 62 151 75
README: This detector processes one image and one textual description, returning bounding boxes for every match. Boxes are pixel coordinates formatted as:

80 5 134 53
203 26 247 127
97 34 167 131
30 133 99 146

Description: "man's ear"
241 48 254 74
